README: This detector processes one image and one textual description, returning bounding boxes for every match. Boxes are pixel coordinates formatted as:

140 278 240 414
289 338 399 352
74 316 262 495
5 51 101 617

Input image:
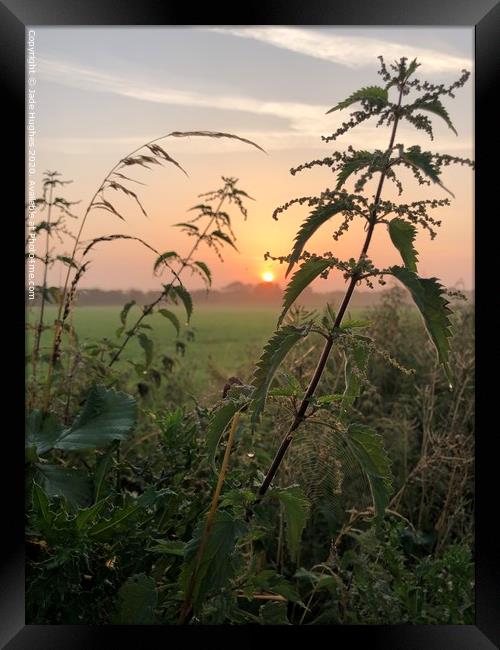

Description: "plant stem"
31 182 54 398
43 133 187 411
179 411 241 625
108 191 228 368
255 85 405 505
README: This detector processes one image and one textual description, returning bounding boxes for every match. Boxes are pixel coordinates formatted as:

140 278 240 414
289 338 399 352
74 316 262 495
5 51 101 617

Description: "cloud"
38 57 472 155
207 27 472 74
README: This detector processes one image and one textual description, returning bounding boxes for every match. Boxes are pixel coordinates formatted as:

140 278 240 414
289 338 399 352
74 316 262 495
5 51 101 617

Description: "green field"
28 304 374 399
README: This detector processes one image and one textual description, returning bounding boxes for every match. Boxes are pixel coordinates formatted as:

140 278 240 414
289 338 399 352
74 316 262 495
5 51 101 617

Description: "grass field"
28 303 374 398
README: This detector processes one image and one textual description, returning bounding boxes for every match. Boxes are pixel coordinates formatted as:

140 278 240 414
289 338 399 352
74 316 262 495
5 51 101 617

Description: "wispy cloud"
38 57 472 155
207 27 472 74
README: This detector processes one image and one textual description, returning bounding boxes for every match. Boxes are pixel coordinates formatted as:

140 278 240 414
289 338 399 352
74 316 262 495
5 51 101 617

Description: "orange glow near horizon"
261 271 275 283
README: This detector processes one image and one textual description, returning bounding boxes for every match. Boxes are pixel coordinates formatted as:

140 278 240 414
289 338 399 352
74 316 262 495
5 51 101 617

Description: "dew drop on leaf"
247 452 255 459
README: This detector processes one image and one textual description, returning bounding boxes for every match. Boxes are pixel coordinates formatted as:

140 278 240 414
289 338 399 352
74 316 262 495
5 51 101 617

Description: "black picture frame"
6 0 499 646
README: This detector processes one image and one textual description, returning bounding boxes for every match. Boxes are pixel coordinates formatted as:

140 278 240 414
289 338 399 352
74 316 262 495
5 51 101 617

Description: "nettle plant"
248 56 474 510
186 57 474 617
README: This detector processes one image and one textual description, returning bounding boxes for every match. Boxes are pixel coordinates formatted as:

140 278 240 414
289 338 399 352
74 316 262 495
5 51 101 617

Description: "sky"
30 26 474 292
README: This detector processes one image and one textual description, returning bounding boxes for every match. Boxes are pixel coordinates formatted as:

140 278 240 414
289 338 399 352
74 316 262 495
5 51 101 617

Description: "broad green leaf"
250 324 312 424
153 251 178 274
55 384 137 451
273 486 311 562
206 401 239 473
194 260 212 286
287 201 348 276
35 464 92 508
345 424 393 521
211 229 238 250
171 284 193 323
279 258 332 326
138 332 154 367
120 300 136 326
327 86 388 113
413 98 457 135
390 266 453 382
26 410 63 455
157 308 180 336
259 601 290 625
112 574 158 625
181 510 247 610
388 218 418 272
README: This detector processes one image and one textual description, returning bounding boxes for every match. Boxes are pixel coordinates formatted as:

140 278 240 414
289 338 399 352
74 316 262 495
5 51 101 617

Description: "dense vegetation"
26 57 474 625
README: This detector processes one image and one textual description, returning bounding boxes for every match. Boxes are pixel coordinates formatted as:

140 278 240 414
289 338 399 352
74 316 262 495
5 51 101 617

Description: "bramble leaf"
390 266 453 382
388 218 418 272
279 258 332 326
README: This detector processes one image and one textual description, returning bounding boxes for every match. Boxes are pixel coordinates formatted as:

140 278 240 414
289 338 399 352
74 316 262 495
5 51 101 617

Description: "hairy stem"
255 84 405 504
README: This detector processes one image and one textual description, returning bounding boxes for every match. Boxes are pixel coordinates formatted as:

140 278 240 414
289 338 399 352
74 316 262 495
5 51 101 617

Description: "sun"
261 271 275 283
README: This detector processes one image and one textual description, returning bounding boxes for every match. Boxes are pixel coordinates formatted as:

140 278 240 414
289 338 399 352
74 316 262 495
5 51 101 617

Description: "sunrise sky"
32 26 474 292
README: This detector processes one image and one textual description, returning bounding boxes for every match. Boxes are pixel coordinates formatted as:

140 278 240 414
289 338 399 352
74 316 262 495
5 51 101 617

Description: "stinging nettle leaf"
157 308 180 336
120 300 136 326
327 86 388 114
390 266 453 382
194 260 212 286
287 201 348 276
273 486 311 561
211 229 238 251
153 251 179 275
138 332 154 368
388 218 419 272
171 284 193 323
279 258 332 326
345 423 393 522
412 98 457 135
250 324 312 424
112 573 158 625
206 401 240 472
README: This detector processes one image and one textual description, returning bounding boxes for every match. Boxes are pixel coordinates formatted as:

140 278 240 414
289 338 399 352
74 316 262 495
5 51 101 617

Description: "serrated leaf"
327 86 388 113
287 201 347 276
336 151 375 189
340 336 371 421
206 402 239 473
388 218 418 272
35 464 92 509
345 424 393 521
153 251 178 275
390 266 453 382
112 574 158 625
250 324 311 424
171 285 193 323
194 260 212 286
259 601 290 625
413 98 457 135
400 146 454 197
94 445 116 502
120 300 136 326
32 482 52 527
211 229 238 250
279 258 332 326
55 384 137 451
273 486 311 562
181 510 247 610
157 308 180 336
